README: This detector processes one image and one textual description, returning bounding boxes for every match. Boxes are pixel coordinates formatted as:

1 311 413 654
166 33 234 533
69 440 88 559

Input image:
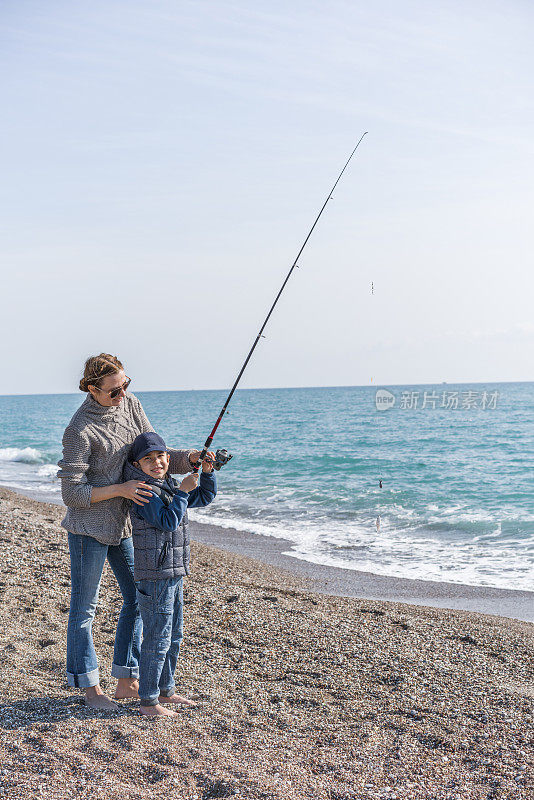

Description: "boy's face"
135 450 170 479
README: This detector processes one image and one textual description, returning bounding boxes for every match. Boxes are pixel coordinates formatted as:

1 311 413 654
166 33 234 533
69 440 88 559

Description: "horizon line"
1 379 533 399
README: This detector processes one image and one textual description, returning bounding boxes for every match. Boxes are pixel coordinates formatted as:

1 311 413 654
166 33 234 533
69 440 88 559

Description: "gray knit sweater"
57 392 193 545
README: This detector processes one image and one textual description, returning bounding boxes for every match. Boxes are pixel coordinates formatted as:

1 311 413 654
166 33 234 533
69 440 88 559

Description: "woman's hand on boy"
120 480 153 505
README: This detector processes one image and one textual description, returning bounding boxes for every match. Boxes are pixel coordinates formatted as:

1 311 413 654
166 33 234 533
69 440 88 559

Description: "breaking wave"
0 447 45 464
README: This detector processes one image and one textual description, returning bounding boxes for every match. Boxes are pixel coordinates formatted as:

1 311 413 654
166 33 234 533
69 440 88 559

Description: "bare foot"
140 703 177 717
114 678 140 699
85 685 118 711
159 693 197 707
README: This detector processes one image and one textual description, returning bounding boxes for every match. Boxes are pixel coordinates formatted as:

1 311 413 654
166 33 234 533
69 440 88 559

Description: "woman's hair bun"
80 353 124 392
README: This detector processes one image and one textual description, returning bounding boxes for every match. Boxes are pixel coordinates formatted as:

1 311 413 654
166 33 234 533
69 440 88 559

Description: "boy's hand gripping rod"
191 132 368 473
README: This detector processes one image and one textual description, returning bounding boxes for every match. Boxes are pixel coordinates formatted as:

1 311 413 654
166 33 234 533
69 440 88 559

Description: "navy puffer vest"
123 460 190 581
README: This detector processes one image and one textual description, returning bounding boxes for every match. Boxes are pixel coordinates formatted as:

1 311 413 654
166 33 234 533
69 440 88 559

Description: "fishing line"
191 133 368 473
376 477 382 531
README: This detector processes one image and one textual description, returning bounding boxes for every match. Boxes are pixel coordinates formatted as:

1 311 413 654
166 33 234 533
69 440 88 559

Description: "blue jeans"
136 577 184 706
66 532 142 688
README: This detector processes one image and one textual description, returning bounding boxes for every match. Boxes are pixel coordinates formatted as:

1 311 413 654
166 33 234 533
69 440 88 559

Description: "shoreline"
189 519 534 623
4 485 534 623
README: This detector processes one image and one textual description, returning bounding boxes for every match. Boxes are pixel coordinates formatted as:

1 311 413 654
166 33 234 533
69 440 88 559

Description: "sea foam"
37 464 59 479
0 447 44 464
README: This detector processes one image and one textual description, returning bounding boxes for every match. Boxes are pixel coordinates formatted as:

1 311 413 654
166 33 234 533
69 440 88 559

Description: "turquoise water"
1 384 533 590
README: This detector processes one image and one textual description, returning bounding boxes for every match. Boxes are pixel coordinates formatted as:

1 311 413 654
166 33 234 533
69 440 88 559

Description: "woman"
57 353 200 710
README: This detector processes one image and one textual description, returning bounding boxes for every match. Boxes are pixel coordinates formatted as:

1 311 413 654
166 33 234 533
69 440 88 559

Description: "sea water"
1 384 533 591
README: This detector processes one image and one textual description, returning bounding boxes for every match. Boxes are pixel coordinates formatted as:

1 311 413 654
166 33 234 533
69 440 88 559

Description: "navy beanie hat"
129 432 167 463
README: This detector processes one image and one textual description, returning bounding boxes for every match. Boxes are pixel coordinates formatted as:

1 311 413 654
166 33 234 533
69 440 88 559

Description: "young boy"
124 432 217 717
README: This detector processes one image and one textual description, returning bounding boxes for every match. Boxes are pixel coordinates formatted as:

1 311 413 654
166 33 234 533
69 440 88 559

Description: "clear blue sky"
1 0 533 394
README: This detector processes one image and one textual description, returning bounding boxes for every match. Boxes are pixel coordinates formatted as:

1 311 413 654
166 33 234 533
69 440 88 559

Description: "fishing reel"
203 449 233 471
213 449 233 470
213 449 233 472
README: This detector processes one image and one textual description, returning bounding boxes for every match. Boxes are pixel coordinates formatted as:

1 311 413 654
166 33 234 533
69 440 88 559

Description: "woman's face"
88 369 129 407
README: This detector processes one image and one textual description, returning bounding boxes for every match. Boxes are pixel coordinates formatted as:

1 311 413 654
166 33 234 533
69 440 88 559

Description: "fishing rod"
191 132 368 473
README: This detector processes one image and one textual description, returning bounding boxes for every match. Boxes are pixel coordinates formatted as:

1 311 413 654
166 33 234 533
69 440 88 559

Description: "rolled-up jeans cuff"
111 663 140 680
66 667 99 689
140 697 159 706
159 687 176 697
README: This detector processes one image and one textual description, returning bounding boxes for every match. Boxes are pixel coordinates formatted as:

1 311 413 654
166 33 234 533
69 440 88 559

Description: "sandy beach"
0 486 533 799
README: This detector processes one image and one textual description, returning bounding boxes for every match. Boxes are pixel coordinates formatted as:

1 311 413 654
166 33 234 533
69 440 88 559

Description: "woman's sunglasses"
93 377 131 399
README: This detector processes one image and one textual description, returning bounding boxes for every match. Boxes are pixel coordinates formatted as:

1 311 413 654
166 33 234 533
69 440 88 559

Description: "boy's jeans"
136 577 184 705
67 532 142 688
